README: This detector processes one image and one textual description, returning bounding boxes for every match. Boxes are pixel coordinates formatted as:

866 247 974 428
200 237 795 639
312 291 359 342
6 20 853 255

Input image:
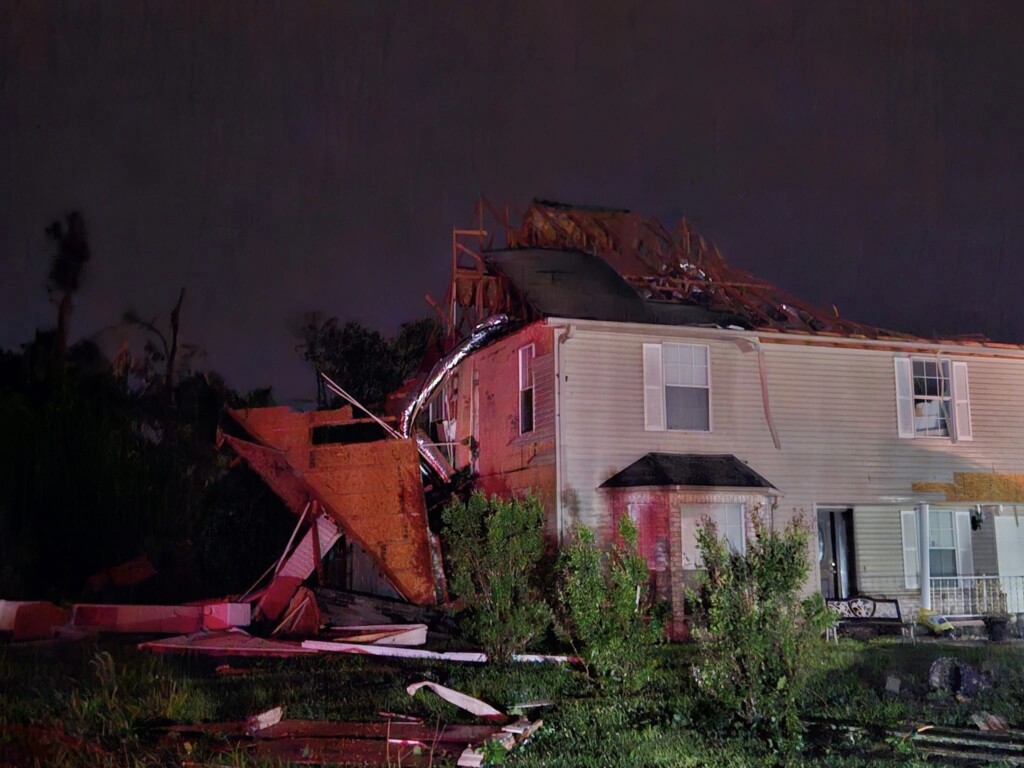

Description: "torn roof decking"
223 406 439 605
447 198 1016 348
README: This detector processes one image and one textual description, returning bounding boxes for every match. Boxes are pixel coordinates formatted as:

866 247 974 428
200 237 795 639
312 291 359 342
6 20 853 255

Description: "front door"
817 508 857 599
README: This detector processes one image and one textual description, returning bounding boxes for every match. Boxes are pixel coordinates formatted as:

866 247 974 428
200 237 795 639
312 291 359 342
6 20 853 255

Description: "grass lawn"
2 637 1023 767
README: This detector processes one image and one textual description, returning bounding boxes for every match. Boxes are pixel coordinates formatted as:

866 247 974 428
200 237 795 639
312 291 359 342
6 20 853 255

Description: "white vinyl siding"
642 342 710 432
557 320 1022 582
894 356 972 441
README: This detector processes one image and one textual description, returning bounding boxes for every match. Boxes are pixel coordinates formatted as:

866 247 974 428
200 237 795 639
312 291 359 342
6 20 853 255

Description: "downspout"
753 339 782 450
918 502 931 610
554 323 576 546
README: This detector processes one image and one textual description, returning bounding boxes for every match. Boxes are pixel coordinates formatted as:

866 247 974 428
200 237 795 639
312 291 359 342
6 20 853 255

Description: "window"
894 357 972 440
642 342 710 432
900 508 974 589
928 509 957 579
518 345 535 435
679 503 745 568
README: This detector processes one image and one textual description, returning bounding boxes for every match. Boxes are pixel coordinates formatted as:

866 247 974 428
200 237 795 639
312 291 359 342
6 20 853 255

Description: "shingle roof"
599 453 776 490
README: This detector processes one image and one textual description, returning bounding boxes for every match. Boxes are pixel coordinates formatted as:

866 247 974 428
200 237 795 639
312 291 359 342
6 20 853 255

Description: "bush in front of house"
688 510 833 751
441 492 554 662
556 516 663 691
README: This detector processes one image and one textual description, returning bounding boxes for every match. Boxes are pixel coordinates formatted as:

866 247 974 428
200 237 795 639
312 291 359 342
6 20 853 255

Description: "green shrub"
556 517 663 691
689 510 833 751
441 492 553 662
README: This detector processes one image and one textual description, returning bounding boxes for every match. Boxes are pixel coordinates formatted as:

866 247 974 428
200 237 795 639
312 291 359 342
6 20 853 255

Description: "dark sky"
3 1 1023 404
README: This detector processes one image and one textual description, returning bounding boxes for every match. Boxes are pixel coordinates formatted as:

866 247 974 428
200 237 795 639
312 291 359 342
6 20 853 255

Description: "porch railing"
930 575 1024 617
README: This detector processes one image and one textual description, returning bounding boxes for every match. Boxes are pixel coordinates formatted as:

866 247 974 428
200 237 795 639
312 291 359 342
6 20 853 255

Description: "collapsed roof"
221 406 443 606
438 198 985 345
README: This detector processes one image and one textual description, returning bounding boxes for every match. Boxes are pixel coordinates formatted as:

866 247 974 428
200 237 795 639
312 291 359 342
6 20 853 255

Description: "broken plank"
325 623 427 646
302 639 577 664
139 629 315 657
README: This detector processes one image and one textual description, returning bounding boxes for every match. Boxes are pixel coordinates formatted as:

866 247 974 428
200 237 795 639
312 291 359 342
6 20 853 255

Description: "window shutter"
900 509 919 589
951 361 973 441
894 357 915 438
643 343 665 431
955 510 974 577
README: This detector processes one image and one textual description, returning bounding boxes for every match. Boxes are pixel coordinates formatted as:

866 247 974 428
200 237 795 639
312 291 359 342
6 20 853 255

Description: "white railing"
930 575 1024 617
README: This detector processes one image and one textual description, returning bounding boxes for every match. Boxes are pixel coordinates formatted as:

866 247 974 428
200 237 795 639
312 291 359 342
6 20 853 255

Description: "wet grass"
2 637 1023 766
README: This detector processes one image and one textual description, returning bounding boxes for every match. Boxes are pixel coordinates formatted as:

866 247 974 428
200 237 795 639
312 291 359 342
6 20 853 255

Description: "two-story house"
423 199 1024 638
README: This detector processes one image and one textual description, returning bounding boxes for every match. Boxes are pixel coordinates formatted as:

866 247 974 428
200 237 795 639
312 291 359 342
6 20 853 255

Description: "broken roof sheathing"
222 407 439 605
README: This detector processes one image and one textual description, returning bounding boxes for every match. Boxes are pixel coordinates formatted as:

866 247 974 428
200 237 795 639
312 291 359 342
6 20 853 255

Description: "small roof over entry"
599 453 777 491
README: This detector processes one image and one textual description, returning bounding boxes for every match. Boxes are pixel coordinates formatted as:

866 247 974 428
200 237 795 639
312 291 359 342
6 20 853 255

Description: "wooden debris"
139 628 315 657
302 638 577 664
164 716 543 767
325 623 427 646
406 681 504 720
972 711 1010 732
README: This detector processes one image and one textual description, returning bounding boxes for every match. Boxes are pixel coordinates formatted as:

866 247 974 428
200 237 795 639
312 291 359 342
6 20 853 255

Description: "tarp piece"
223 407 440 605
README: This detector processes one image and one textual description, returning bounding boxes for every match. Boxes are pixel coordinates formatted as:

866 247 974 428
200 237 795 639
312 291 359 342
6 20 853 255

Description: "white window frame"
679 503 745 568
900 508 974 589
518 344 535 435
642 342 712 432
894 356 972 441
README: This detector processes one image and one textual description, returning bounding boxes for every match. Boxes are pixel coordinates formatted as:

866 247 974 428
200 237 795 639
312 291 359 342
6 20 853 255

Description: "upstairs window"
894 357 972 441
643 342 711 432
518 344 535 435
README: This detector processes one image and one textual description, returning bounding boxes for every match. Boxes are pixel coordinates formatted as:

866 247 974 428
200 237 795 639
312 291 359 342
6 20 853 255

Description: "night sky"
3 2 1023 404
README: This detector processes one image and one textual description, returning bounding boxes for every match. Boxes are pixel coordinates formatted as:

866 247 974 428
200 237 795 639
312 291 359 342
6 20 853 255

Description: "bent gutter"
400 314 517 438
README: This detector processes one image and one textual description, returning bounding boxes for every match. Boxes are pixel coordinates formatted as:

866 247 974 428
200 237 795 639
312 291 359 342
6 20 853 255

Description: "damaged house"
227 199 1024 640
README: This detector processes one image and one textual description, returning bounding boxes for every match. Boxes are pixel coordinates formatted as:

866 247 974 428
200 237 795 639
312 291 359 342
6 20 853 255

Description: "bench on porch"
825 595 912 641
